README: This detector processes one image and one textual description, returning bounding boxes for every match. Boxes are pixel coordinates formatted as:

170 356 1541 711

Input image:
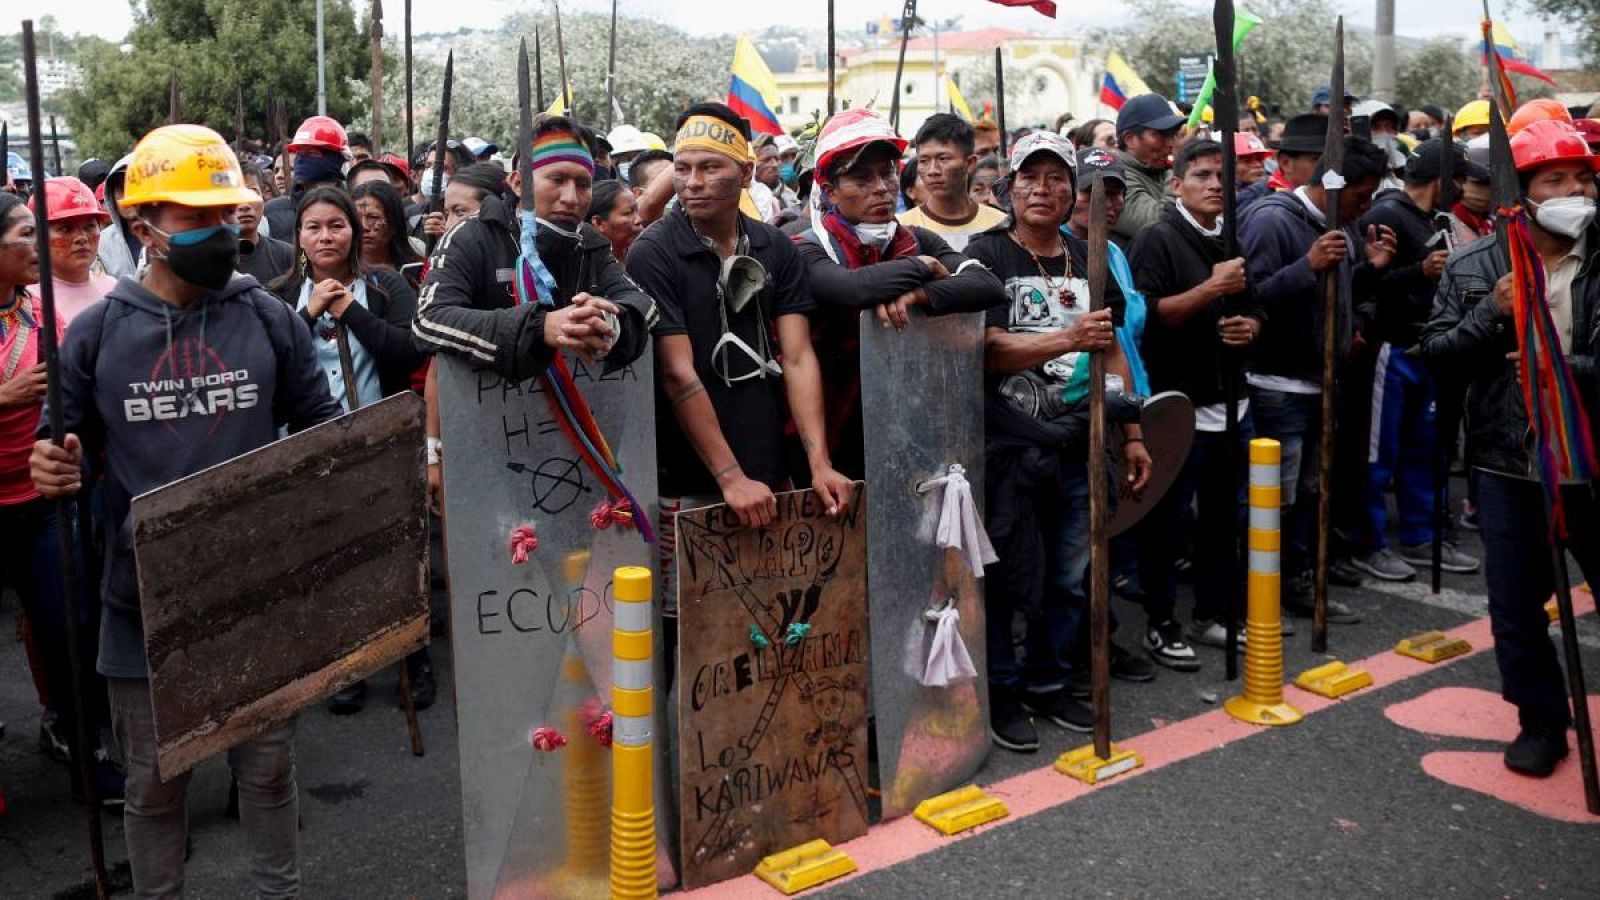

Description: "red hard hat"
377 152 412 181
1507 98 1573 137
1234 132 1272 158
1511 120 1600 173
287 115 351 156
30 176 112 224
1573 118 1600 150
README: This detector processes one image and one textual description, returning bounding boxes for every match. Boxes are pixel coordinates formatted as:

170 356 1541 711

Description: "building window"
790 96 799 114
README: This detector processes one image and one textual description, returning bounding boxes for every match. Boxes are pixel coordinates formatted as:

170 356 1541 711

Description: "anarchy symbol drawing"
506 457 590 514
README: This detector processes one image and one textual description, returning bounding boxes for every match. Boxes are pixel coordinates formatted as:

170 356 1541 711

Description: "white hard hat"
607 124 648 156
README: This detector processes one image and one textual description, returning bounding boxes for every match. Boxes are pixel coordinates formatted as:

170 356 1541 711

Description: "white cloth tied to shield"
915 463 998 575
902 601 978 687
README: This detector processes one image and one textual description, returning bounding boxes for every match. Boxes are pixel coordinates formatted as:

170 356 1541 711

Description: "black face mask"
150 223 240 290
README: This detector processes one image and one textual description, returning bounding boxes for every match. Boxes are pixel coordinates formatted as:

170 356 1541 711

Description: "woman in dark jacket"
270 186 426 403
269 186 433 714
352 180 426 290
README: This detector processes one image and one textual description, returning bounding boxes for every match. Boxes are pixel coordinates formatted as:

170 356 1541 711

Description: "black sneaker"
1110 642 1156 682
1282 592 1362 624
39 712 71 764
1021 688 1094 733
1112 572 1147 603
988 687 1040 753
1066 667 1092 700
1504 721 1569 777
404 661 438 711
1144 621 1201 672
328 681 368 715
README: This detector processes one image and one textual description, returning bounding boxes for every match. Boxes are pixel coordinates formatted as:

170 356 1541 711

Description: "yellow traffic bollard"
1226 439 1304 727
610 566 657 899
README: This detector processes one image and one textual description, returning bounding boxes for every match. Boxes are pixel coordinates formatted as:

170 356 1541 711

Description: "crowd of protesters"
3 60 1598 895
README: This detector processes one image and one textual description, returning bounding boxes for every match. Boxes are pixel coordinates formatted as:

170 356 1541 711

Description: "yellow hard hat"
1453 99 1491 133
121 124 261 209
640 131 667 152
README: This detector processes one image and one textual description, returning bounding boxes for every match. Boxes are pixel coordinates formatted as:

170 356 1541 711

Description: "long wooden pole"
554 0 573 122
889 0 917 130
24 21 110 899
169 71 181 123
370 0 384 156
1214 0 1243 680
995 47 1008 158
1312 18 1346 655
1087 177 1112 761
428 50 453 251
605 0 618 131
827 0 837 116
535 27 547 110
405 0 414 168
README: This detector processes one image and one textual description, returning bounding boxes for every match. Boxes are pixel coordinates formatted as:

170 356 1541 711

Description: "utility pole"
316 0 328 115
1372 0 1395 102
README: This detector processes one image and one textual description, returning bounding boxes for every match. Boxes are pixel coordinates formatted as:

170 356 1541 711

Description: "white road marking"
1361 578 1600 649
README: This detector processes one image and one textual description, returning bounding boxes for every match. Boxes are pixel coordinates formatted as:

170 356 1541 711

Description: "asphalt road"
3 498 1597 898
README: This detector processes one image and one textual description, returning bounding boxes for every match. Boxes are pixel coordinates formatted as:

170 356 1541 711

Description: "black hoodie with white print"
40 273 341 678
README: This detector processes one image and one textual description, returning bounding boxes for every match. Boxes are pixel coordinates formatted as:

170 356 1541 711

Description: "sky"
10 0 1561 47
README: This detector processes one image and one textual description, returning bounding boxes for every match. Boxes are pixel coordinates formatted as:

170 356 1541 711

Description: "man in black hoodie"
31 124 340 898
1130 139 1264 667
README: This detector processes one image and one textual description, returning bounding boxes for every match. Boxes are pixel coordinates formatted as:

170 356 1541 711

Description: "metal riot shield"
438 354 668 899
1109 391 1196 538
859 310 991 820
674 488 870 889
132 392 429 780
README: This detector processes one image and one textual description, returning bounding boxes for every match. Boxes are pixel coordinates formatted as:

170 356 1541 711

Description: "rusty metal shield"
674 489 870 889
131 392 429 780
437 355 668 899
859 310 990 820
1109 391 1196 538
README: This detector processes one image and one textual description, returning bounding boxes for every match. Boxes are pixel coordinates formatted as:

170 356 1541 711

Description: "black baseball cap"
1406 138 1489 181
1075 147 1126 187
1276 114 1329 154
1116 94 1184 136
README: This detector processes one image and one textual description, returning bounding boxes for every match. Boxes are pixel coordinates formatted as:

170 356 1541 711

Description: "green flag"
1187 7 1263 128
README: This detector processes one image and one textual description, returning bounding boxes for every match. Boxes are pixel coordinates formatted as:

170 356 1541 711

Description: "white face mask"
1532 196 1597 239
854 220 897 249
417 169 449 200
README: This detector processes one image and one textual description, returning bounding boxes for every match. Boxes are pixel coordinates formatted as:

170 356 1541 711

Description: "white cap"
607 124 648 156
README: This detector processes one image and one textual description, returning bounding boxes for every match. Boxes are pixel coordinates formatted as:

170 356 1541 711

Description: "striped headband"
529 129 595 176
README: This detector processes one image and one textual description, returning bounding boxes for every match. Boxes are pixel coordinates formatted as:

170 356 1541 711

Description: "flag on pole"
946 73 975 120
546 84 573 116
1482 21 1557 85
1099 51 1152 111
986 0 1057 17
728 35 784 136
1186 6 1263 128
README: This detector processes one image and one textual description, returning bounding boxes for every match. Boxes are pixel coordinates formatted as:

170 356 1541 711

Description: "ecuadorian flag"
1482 21 1557 85
1100 51 1152 112
728 35 784 136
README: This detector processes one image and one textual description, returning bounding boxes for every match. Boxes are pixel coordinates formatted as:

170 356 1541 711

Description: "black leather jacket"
1421 229 1600 478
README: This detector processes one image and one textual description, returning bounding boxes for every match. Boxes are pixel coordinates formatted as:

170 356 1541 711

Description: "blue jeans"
1138 412 1255 625
986 461 1090 693
1249 386 1320 577
1365 345 1437 549
1476 471 1600 728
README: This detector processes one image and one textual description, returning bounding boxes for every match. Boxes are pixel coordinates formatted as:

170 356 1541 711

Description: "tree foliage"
1393 38 1482 112
1525 0 1600 70
62 0 370 159
358 10 732 159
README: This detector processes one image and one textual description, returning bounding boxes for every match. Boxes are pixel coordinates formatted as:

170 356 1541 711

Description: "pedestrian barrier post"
610 565 657 899
1226 439 1304 726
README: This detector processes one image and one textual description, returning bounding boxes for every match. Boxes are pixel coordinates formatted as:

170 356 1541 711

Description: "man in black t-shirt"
965 132 1151 753
626 103 853 654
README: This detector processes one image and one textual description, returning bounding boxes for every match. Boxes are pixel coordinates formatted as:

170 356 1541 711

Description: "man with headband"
413 114 654 375
626 102 853 676
794 107 1003 479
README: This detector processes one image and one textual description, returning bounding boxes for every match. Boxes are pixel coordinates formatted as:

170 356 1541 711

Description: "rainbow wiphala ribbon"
514 208 655 544
1501 205 1599 538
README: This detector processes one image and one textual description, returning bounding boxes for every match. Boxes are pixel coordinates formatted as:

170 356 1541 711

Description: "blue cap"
1311 84 1358 109
1116 93 1184 136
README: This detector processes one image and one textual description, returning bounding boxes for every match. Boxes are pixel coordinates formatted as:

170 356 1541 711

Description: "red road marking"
681 587 1597 897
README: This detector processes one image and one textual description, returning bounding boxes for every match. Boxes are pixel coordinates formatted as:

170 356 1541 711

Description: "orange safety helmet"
287 115 351 157
1510 120 1600 172
1506 98 1573 136
30 176 112 224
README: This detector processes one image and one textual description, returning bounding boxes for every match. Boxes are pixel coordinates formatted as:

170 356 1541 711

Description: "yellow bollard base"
912 784 1009 835
1395 630 1472 663
1225 695 1304 726
1054 743 1144 785
1294 661 1374 699
752 839 857 895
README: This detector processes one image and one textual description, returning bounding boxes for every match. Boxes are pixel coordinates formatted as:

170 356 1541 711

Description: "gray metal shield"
1109 391 1196 538
132 392 430 780
674 489 871 889
438 355 666 899
859 311 990 821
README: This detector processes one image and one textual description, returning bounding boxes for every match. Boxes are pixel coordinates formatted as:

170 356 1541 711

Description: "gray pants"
109 677 301 899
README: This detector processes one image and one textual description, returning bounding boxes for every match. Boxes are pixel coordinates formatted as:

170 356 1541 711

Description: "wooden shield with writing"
132 392 429 780
675 489 870 889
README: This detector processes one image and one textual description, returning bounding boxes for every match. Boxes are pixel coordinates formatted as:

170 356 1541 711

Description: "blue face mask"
167 223 242 246
779 162 798 185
